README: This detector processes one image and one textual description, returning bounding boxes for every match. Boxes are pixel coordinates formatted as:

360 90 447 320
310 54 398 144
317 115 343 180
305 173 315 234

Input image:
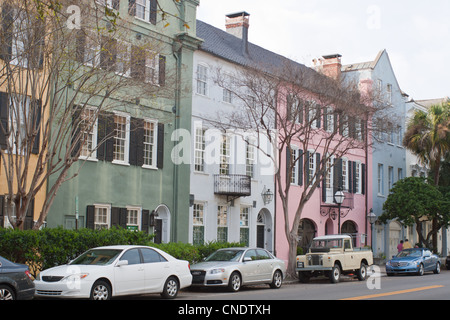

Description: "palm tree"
403 100 450 251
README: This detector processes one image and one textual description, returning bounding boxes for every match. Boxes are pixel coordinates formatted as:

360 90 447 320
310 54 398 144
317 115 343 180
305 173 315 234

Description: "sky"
196 0 450 101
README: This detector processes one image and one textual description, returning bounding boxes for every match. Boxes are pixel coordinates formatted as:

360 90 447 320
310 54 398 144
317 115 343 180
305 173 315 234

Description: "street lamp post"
368 208 377 248
334 190 345 234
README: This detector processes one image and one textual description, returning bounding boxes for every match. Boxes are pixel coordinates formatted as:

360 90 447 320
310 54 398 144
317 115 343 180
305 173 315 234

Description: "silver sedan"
190 248 286 292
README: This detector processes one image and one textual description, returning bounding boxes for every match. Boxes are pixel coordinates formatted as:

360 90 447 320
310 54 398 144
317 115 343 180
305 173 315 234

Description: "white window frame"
325 106 334 133
94 204 111 230
79 106 98 161
145 51 160 85
126 206 142 230
325 155 335 203
378 164 384 195
219 133 230 175
308 150 316 185
142 119 157 169
342 158 349 192
355 161 362 194
8 95 30 154
217 205 228 242
246 137 256 178
196 64 208 96
290 146 299 185
192 202 205 245
116 41 131 77
112 112 130 165
194 125 206 172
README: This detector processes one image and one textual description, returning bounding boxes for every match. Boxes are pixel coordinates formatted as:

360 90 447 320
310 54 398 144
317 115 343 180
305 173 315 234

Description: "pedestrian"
403 239 412 249
397 240 404 252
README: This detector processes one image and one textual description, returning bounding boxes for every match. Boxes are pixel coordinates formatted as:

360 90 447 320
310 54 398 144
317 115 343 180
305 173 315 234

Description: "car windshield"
396 249 422 258
205 250 244 262
70 249 122 265
311 239 343 249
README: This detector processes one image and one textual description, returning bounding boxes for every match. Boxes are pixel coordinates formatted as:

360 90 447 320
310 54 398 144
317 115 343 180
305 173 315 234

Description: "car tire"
228 272 241 292
269 270 283 289
433 262 441 274
417 263 425 276
90 280 111 300
161 276 179 299
356 262 367 281
329 264 341 283
0 285 15 300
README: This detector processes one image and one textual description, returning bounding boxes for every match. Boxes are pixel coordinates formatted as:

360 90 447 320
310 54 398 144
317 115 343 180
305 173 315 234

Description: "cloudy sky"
196 1 449 100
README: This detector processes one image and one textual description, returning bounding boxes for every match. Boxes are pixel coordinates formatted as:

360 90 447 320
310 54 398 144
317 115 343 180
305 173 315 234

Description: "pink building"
274 54 373 263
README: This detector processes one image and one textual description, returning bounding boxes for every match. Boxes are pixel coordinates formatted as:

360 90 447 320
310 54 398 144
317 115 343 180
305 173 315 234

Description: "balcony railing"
214 174 251 197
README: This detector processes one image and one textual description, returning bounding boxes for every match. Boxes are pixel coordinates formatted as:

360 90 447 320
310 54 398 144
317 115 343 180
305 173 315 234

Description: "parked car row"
0 246 286 300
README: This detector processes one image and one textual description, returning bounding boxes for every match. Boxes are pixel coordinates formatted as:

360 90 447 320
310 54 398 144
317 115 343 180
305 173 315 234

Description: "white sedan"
34 245 192 300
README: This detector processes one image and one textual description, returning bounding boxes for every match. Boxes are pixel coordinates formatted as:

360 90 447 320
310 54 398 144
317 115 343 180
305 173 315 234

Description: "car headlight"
210 268 225 274
386 261 391 266
62 273 89 281
408 260 419 266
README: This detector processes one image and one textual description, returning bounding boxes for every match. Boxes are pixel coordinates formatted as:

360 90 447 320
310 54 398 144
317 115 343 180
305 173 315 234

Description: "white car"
190 248 286 292
34 245 192 300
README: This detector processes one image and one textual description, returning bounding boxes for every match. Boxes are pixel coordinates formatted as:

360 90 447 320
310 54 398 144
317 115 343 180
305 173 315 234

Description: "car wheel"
417 263 425 276
161 276 179 299
433 262 441 274
228 272 241 292
270 270 283 289
0 285 15 300
329 264 341 283
90 280 111 300
356 262 367 281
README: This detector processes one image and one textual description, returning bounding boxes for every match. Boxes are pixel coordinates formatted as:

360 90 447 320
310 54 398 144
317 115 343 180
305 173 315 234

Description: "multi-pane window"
196 64 208 96
308 152 316 184
325 157 332 189
246 138 255 178
194 127 205 172
217 205 228 242
145 52 159 84
219 134 230 175
388 166 394 192
116 41 131 76
127 208 140 230
342 159 348 192
240 207 250 246
135 0 146 19
387 84 392 103
290 148 298 184
355 162 361 193
325 106 334 133
143 120 157 167
80 108 98 159
113 114 129 163
192 203 204 245
378 164 384 195
223 88 233 103
94 206 110 230
9 95 30 153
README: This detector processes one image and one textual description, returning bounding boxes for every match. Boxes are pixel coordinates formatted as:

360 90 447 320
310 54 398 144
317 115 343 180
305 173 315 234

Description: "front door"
257 225 265 248
154 219 163 244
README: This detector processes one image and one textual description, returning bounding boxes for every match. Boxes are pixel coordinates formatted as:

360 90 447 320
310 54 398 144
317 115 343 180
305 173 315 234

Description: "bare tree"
0 0 176 229
210 60 392 277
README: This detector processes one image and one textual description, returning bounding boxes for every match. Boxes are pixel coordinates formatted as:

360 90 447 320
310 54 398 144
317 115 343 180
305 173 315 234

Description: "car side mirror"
116 260 128 267
243 257 252 262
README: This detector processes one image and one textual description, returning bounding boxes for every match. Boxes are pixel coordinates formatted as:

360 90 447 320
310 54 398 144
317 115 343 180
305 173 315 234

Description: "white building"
188 13 276 251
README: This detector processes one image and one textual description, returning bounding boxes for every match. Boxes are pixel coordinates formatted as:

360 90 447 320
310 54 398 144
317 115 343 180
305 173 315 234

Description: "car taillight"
188 263 190 270
25 270 33 280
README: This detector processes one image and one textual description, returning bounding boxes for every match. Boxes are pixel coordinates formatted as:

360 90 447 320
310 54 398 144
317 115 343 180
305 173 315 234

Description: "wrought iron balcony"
214 174 251 197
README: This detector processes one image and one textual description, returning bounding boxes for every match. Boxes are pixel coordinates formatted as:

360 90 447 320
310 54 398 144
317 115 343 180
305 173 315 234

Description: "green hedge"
0 227 244 278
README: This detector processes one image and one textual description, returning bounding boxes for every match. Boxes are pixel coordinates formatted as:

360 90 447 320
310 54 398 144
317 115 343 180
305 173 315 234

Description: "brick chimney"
313 54 342 80
225 12 250 55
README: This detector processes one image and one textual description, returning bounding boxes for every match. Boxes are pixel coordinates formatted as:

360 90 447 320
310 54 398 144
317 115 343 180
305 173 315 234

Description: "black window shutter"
97 112 114 161
129 117 138 166
348 161 353 193
128 0 136 16
333 111 338 133
71 105 81 158
159 55 166 86
286 95 293 122
86 205 95 229
112 207 127 228
156 123 164 169
75 29 86 63
316 153 321 187
285 146 291 185
352 161 357 193
142 209 150 234
136 119 144 167
298 149 303 186
0 92 9 149
323 108 328 131
305 151 310 185
31 99 42 154
130 45 145 80
361 163 366 195
150 0 157 24
99 36 116 71
333 158 343 196
24 199 34 230
316 106 321 128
